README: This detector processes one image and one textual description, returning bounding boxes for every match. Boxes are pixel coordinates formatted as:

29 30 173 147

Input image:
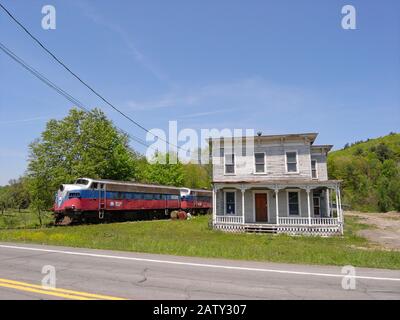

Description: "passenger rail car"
53 178 212 224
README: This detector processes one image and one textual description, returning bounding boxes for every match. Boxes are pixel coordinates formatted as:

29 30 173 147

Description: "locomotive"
53 178 212 224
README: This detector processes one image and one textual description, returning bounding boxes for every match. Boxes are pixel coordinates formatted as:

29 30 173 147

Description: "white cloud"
0 116 53 125
125 77 316 114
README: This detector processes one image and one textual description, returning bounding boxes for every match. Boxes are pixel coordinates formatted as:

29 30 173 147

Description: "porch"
212 180 343 236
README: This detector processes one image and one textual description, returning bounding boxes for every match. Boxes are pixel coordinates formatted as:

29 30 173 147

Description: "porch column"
274 189 279 225
326 188 330 217
335 187 339 222
212 186 216 225
241 186 246 224
337 186 344 234
306 188 312 226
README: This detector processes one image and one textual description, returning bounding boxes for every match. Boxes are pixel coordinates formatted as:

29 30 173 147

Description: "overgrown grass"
0 213 399 269
0 210 53 229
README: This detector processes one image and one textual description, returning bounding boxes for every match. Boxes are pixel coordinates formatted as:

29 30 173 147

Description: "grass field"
0 211 399 269
0 210 53 229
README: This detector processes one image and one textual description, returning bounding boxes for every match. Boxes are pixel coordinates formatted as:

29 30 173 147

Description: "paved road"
0 242 399 300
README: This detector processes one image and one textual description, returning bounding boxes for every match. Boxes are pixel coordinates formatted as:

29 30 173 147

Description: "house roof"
208 132 319 144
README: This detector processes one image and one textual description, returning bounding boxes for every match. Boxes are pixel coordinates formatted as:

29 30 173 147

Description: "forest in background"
328 132 400 212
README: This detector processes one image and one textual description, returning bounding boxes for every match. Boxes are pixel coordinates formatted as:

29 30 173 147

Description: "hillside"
328 132 400 212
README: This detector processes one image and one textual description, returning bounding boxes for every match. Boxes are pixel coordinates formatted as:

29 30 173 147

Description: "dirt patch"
346 211 400 251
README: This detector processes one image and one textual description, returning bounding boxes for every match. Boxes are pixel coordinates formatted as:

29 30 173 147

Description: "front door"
255 193 268 222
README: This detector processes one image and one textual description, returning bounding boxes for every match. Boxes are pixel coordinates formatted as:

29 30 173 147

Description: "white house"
209 133 343 236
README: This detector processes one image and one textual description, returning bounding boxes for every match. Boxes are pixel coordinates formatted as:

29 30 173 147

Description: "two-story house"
209 133 343 236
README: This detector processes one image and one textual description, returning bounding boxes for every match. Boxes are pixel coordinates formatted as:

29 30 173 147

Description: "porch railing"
311 217 338 225
215 216 338 226
277 217 339 226
215 216 243 224
278 217 309 225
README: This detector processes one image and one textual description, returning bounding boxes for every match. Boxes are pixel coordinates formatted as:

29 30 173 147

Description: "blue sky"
0 0 399 185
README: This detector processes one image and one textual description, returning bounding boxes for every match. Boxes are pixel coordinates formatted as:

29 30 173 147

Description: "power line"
0 2 187 154
0 41 153 150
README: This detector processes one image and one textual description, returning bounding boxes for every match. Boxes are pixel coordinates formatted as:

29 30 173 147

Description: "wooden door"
255 193 268 222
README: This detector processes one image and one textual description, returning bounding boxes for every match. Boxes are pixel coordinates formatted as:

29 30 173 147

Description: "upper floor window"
311 160 318 179
286 151 298 173
254 152 266 173
224 154 235 174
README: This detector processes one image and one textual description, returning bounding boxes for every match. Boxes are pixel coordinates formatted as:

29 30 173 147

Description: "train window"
161 194 167 200
170 195 179 200
75 179 89 185
126 193 133 200
154 194 161 200
144 194 153 200
133 193 143 200
91 183 98 189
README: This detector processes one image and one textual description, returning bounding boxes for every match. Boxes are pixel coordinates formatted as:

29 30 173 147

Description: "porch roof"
212 179 341 189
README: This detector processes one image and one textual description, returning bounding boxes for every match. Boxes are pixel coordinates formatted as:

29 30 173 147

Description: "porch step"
244 224 277 234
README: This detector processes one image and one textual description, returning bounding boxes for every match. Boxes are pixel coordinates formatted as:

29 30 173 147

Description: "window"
144 193 153 200
225 191 235 214
254 153 266 173
75 179 89 185
288 191 300 215
133 193 143 200
286 151 298 173
311 160 318 179
313 196 321 216
224 154 235 174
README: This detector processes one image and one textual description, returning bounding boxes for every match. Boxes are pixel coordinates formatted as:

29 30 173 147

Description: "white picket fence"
278 217 338 226
215 216 243 224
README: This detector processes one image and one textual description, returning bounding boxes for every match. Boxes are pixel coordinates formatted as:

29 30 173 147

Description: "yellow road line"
0 282 92 300
0 278 126 300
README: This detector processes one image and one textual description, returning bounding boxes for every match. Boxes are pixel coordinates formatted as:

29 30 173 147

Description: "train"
53 178 212 225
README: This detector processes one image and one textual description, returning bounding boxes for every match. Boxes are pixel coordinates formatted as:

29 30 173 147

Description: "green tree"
142 152 184 186
182 163 211 189
7 178 30 212
27 108 139 214
328 133 400 212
